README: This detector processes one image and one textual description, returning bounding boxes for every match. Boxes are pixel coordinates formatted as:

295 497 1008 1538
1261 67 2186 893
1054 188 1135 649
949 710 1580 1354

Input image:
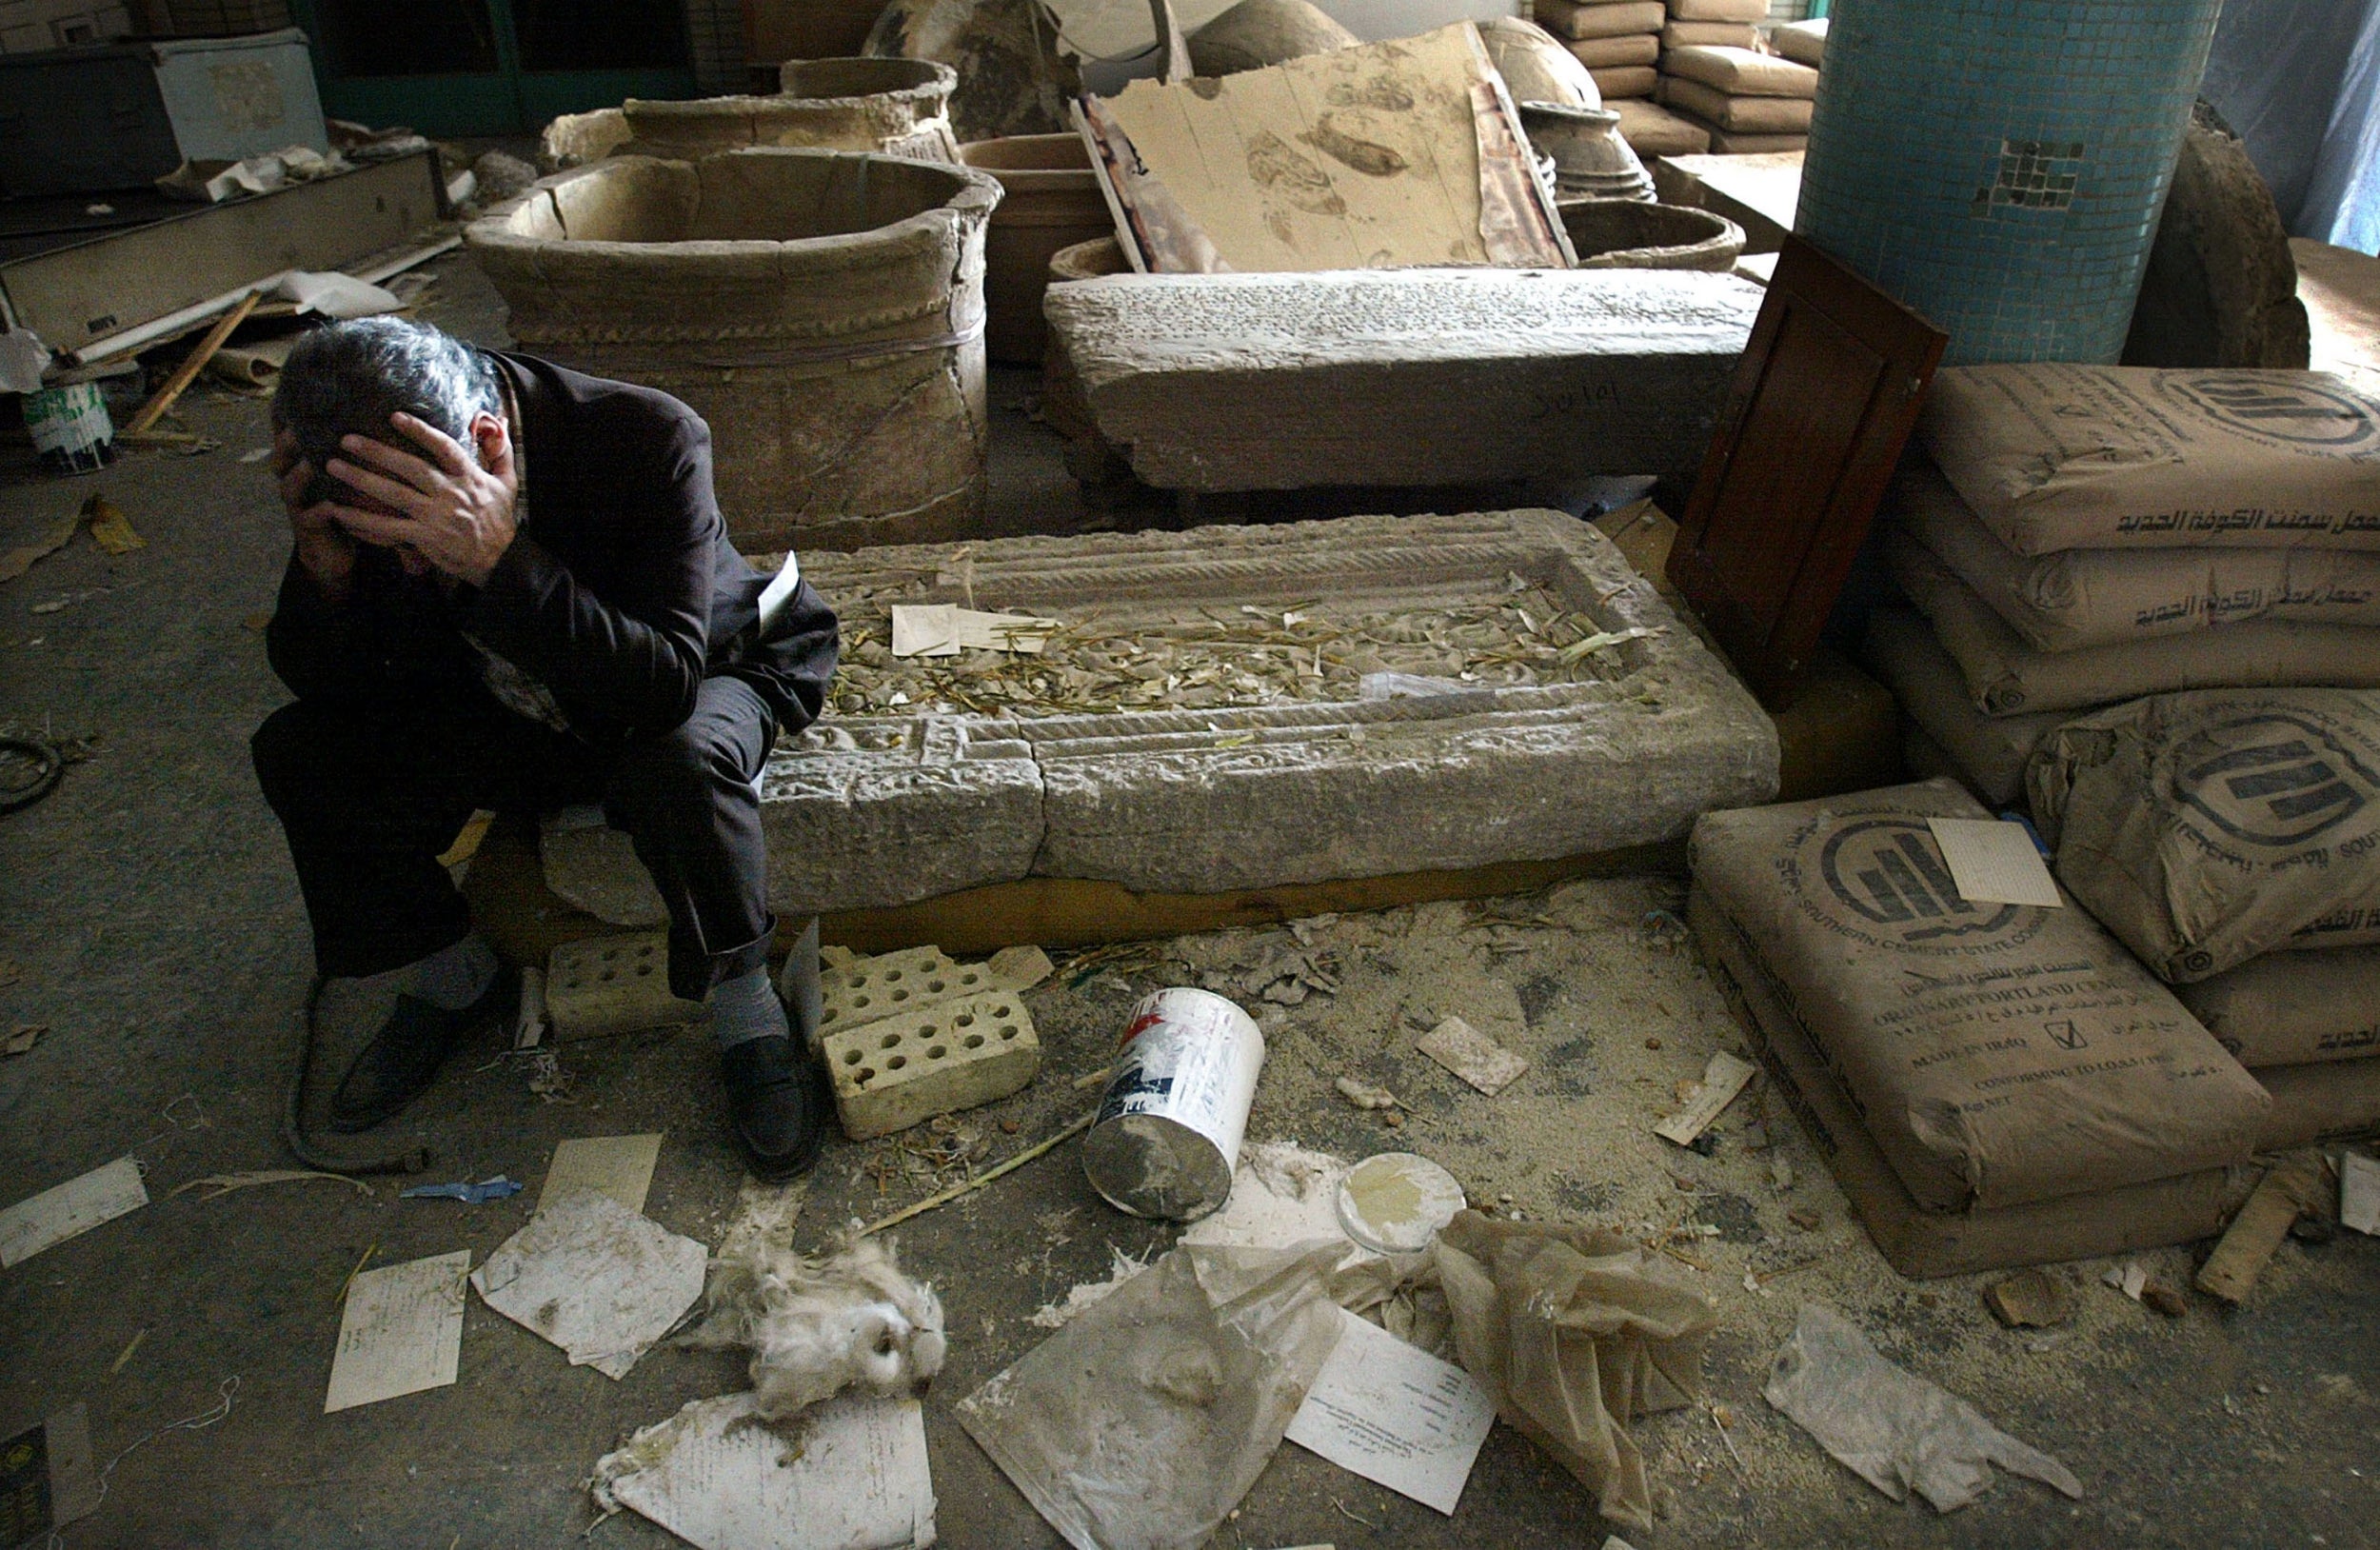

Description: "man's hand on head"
273 426 358 602
319 410 521 588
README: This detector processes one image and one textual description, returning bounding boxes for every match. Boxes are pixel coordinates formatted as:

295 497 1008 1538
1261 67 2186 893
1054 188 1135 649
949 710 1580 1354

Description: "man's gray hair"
272 317 502 480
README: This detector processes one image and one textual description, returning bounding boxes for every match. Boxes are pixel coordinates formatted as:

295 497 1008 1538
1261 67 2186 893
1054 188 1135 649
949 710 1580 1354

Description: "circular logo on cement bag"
1808 818 2036 951
2165 373 2378 450
2174 708 2380 848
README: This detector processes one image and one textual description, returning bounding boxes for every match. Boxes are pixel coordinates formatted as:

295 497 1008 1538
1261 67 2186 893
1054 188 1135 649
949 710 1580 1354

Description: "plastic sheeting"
2201 0 2380 251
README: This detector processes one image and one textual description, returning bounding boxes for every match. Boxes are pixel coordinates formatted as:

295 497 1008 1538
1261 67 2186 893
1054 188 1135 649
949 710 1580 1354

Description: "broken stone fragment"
1983 1267 2073 1329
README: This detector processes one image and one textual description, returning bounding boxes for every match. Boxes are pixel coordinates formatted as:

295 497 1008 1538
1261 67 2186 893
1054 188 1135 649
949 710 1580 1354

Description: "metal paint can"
1081 987 1264 1222
23 383 112 474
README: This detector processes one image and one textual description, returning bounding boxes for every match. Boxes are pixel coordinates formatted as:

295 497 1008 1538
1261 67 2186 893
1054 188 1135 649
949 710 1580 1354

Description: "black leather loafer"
329 967 519 1133
721 1033 831 1182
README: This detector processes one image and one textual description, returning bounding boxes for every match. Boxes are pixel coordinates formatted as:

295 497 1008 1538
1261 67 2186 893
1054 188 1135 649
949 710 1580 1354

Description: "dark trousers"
252 677 778 1002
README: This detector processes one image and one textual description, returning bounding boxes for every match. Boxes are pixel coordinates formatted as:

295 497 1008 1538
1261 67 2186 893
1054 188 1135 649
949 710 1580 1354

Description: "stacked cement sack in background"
2029 690 2380 1153
1531 0 1666 105
1688 780 2269 1278
1652 0 1813 153
1861 363 2380 1157
1867 364 2380 803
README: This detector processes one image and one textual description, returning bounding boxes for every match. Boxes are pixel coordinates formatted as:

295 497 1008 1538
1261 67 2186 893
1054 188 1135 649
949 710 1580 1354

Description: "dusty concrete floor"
1 249 2375 1550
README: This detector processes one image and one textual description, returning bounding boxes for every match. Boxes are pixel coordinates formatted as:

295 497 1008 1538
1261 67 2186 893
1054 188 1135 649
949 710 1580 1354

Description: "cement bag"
1692 888 2229 1279
2028 689 2380 982
1691 779 2266 1211
1888 533 2380 715
1891 459 2380 652
1919 365 2380 555
1862 605 2074 805
2254 1054 2380 1150
2176 944 2380 1066
1434 1211 1716 1532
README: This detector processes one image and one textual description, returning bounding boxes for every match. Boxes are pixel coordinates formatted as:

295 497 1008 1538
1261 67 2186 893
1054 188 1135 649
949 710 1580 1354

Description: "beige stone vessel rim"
625 57 959 120
466 149 1002 278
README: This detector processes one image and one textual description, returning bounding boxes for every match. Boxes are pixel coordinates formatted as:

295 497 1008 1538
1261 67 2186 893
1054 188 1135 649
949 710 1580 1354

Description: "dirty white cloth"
1763 1302 2083 1512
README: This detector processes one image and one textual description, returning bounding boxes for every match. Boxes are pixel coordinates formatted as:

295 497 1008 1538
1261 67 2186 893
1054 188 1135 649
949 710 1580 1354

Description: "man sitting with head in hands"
251 316 840 1179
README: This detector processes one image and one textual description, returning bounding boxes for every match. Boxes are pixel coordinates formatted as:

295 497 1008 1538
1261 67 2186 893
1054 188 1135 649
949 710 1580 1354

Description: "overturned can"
1081 987 1264 1222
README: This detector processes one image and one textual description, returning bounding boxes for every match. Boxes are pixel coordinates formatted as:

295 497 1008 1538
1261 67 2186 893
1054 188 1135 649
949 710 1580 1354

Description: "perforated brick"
822 991 1041 1140
545 933 704 1042
812 947 999 1054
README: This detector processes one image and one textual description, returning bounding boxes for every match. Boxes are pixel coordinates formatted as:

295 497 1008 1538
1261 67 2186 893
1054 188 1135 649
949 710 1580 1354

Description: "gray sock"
710 966 791 1050
411 936 500 1011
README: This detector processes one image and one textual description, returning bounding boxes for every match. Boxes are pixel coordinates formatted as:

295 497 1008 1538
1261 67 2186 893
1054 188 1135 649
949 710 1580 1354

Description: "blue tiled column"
1795 0 2224 365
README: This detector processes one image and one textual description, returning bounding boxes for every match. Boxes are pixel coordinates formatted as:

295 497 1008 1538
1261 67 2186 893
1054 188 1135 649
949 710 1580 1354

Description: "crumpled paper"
1763 1302 2083 1512
1432 1211 1716 1531
955 1241 1346 1550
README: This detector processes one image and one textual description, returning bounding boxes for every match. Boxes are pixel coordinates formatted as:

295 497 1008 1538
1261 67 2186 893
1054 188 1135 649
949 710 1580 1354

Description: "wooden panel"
1666 233 1947 709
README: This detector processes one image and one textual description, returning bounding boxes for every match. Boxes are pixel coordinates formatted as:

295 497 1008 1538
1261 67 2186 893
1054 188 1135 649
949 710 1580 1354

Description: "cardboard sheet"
325 1251 469 1413
540 1133 664 1215
1926 819 2061 909
0 1158 148 1268
2342 1151 2379 1237
1092 22 1565 274
1285 1307 1495 1514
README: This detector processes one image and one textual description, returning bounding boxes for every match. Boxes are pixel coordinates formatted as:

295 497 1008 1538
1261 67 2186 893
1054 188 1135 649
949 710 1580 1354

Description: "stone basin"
618 57 960 161
467 148 1001 551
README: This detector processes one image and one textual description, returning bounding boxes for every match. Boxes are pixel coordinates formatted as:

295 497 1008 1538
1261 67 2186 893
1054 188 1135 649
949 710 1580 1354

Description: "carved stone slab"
1042 269 1763 490
749 510 1775 910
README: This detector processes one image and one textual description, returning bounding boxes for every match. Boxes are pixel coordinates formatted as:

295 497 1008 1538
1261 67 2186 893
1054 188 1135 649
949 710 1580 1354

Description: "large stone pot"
960 134 1111 364
1519 102 1653 203
468 149 1003 552
1559 198 1743 271
618 59 961 162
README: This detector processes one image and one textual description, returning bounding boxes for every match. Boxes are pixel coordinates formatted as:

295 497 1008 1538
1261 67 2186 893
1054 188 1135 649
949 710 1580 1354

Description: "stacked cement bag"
1865 364 2380 805
1688 780 2268 1278
1653 2 1812 154
2029 689 2380 1152
1531 0 1666 104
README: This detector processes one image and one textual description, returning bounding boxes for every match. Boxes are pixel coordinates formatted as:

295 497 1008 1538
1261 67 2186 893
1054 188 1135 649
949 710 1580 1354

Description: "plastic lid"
1336 1151 1466 1254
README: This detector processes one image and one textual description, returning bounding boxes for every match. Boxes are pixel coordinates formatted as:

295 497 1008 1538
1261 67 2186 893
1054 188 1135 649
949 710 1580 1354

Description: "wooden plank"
122 291 259 436
2195 1153 2322 1304
1666 233 1947 709
0 150 444 353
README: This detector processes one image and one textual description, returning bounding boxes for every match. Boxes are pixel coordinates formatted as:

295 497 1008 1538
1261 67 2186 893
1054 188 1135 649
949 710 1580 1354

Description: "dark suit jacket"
266 350 839 746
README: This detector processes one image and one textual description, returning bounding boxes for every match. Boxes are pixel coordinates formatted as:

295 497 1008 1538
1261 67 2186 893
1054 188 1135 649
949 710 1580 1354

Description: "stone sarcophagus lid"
538 511 1778 921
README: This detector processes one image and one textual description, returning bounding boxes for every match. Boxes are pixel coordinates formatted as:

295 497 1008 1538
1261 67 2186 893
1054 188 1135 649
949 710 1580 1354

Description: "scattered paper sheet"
1417 1016 1529 1096
1926 818 2062 908
1655 1050 1758 1146
471 1190 705 1379
325 1250 469 1413
594 1393 935 1550
2341 1151 2379 1237
1286 1307 1496 1515
1764 1302 2081 1512
540 1133 664 1214
0 1158 148 1268
889 604 1060 658
0 1402 99 1539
